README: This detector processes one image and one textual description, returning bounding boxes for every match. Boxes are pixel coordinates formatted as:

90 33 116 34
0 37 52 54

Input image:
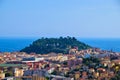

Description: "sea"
0 37 120 52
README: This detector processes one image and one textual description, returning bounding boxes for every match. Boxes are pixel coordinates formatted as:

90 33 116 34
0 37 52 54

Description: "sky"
0 0 120 38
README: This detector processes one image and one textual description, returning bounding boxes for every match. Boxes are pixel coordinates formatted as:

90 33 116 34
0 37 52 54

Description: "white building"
22 57 44 62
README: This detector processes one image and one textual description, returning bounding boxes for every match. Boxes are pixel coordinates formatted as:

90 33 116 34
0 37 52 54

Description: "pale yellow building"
14 68 24 77
75 72 80 80
0 70 5 79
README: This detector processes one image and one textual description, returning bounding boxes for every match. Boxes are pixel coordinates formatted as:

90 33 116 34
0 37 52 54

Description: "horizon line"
0 36 120 39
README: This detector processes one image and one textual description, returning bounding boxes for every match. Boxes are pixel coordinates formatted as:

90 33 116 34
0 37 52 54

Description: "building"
0 70 5 79
32 75 46 80
22 57 44 62
14 68 24 77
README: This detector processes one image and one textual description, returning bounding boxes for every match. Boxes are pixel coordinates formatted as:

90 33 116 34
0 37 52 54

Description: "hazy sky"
0 0 120 38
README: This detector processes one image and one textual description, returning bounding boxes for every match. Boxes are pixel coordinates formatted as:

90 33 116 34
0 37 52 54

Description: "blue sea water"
0 38 37 52
79 38 120 52
0 38 120 52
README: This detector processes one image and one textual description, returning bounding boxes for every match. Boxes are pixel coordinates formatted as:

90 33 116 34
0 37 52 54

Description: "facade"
0 71 5 79
14 68 24 77
32 75 46 80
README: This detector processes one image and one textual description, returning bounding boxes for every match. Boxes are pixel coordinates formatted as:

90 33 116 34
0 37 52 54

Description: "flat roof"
0 64 25 67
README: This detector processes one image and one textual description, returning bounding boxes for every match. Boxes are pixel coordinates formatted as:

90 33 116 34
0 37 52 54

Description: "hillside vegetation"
20 37 91 54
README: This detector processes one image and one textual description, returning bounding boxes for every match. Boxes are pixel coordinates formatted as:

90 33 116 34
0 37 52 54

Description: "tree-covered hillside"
20 37 92 54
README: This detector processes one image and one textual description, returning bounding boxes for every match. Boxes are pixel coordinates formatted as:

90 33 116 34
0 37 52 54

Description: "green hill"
20 37 92 54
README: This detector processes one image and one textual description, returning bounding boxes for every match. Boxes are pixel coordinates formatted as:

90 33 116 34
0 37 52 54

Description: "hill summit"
20 37 92 54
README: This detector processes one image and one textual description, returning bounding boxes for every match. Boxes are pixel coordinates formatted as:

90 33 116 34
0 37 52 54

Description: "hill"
20 37 92 54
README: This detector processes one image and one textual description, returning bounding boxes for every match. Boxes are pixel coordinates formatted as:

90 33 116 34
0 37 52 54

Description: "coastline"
0 37 120 52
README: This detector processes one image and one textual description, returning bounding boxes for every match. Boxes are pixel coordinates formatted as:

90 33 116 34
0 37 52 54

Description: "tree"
21 37 91 54
82 57 100 67
51 70 57 75
63 61 68 65
5 72 13 77
111 74 120 80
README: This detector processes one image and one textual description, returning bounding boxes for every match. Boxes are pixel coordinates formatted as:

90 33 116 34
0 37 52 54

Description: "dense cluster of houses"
0 48 120 80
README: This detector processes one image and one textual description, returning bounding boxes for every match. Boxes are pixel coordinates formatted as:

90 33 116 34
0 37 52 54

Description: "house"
82 71 88 79
32 75 46 80
93 72 99 78
47 67 55 74
0 70 5 79
23 70 46 77
60 56 68 62
101 61 110 67
97 68 106 72
89 68 95 73
14 68 24 77
112 60 120 65
75 72 80 80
